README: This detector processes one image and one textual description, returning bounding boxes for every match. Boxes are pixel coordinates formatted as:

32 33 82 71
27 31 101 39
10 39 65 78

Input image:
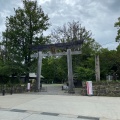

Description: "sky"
0 0 119 50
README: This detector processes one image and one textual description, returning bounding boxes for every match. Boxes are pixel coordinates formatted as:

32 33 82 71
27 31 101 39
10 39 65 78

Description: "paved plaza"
0 84 120 120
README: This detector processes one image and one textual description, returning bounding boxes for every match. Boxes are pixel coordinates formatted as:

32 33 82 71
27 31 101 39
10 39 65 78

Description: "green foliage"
114 17 120 42
99 48 118 79
116 45 120 78
1 0 50 81
42 56 67 83
75 66 94 81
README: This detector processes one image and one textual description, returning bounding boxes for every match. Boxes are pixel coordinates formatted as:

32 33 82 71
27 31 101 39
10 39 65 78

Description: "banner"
86 81 93 95
27 83 31 91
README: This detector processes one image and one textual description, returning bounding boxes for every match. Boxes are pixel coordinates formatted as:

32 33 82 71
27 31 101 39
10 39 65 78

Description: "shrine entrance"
31 40 83 93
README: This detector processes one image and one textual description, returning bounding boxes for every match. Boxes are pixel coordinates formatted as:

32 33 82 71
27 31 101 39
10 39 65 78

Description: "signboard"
86 81 93 95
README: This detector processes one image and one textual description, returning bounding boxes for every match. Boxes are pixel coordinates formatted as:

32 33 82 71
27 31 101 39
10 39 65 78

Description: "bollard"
2 89 5 96
62 86 63 90
10 89 13 95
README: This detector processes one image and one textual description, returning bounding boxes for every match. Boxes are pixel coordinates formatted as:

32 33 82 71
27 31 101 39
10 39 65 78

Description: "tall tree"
51 21 92 44
99 48 117 80
51 21 100 83
115 45 120 79
114 17 120 42
2 0 50 82
51 21 94 66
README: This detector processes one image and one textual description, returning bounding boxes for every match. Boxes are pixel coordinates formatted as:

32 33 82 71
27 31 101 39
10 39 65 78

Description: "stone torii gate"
31 40 83 93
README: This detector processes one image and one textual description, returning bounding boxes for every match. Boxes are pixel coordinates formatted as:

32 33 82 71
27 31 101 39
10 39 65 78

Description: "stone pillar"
37 51 42 91
95 55 100 81
67 49 75 93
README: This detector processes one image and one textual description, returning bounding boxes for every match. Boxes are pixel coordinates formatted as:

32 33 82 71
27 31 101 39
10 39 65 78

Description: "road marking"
78 115 99 120
0 108 99 120
41 112 59 116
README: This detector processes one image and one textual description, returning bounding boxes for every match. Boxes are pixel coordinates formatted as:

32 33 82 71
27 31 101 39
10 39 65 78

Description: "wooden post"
67 49 75 93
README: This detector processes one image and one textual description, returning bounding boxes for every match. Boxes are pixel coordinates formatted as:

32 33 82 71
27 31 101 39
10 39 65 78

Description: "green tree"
51 21 94 67
42 56 67 83
115 45 120 79
75 66 94 81
51 21 100 82
99 48 117 80
51 21 92 44
114 17 120 42
2 0 50 82
42 57 55 83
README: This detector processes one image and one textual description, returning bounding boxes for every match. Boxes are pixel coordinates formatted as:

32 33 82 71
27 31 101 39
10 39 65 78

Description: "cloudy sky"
0 0 119 49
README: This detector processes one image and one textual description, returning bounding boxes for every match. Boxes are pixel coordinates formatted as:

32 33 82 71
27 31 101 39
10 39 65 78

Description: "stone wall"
0 84 27 94
80 81 120 97
0 83 43 94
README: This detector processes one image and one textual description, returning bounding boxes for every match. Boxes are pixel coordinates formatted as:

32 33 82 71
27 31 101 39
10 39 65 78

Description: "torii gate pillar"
67 49 74 93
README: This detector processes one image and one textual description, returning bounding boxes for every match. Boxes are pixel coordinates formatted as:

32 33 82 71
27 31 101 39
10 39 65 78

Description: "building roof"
29 73 44 78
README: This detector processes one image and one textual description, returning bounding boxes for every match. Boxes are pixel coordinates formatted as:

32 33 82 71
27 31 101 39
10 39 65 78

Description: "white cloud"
38 0 51 4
